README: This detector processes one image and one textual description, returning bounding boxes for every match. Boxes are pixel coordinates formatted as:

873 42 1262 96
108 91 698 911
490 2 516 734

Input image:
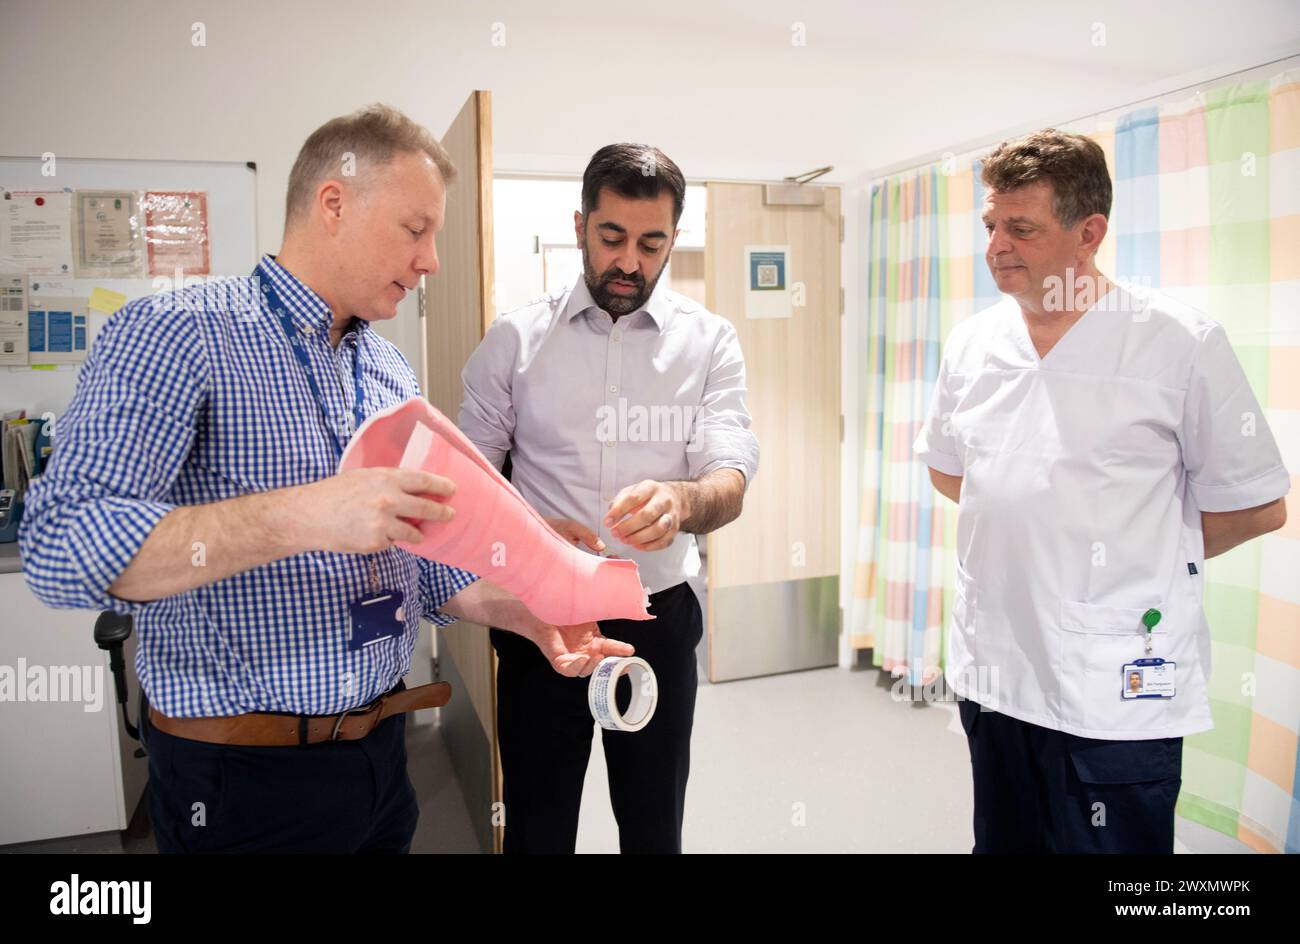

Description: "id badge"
1121 658 1176 699
348 590 406 650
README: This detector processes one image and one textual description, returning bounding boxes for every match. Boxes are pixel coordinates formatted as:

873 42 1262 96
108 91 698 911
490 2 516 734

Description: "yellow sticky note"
88 288 128 315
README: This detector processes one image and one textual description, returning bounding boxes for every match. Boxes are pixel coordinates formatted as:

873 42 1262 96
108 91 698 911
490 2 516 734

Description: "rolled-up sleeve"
18 297 209 612
1178 325 1290 512
457 316 519 472
417 558 480 626
686 321 760 488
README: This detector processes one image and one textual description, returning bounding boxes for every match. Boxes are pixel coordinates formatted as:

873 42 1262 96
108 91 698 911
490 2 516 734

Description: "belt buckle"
329 695 385 742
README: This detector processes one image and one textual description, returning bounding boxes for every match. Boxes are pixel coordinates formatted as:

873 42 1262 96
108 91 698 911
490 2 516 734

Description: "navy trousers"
958 699 1183 853
491 581 703 854
146 692 419 854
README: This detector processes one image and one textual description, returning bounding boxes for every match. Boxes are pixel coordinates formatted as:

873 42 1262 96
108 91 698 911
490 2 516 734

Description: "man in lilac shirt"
459 144 759 853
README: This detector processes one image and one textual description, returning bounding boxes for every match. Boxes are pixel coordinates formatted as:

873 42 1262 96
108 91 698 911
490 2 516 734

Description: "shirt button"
605 441 615 448
612 332 621 342
609 385 618 393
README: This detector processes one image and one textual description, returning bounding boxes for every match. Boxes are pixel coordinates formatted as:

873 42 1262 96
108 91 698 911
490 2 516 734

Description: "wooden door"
419 90 501 853
704 183 842 681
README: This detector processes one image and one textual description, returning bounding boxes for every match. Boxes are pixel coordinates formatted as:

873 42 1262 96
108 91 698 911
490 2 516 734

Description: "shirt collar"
562 275 674 332
257 254 367 340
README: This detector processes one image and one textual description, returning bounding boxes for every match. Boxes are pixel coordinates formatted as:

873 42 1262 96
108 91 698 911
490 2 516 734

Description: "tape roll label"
588 656 658 733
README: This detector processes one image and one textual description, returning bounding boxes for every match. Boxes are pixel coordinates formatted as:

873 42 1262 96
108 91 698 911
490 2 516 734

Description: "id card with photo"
1121 658 1176 699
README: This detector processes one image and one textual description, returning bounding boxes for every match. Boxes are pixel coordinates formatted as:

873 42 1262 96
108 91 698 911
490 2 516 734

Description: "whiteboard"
0 156 257 417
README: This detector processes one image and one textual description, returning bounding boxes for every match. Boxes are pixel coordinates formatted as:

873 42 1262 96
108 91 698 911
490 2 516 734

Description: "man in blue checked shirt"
19 104 631 854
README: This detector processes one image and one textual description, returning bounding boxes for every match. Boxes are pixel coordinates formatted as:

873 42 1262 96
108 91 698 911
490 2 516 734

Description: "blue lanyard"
259 273 365 459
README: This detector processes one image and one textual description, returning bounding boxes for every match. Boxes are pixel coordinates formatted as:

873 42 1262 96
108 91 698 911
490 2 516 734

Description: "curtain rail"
869 47 1300 181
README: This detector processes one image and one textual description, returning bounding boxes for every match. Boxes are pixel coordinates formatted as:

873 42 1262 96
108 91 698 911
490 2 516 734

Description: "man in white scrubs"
914 129 1289 853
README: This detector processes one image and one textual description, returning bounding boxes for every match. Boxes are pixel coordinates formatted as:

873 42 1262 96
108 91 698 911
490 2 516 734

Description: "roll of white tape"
588 656 657 732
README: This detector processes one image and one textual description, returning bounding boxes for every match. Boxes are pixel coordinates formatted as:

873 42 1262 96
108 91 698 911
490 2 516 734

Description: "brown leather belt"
148 681 453 747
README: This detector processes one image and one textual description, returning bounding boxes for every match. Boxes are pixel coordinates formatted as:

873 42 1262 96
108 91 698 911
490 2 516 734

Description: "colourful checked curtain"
850 62 1300 853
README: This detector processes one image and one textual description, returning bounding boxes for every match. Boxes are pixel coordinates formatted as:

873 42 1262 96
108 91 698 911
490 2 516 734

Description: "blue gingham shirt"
19 255 478 717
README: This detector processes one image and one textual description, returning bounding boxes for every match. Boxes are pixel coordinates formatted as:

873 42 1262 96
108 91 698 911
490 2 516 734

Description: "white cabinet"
0 570 147 846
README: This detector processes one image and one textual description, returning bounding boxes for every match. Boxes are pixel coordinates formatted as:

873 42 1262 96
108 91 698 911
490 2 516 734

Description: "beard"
581 240 665 317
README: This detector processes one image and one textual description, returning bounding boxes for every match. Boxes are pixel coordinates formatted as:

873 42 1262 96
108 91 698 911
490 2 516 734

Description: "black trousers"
958 699 1183 853
146 688 419 854
491 581 703 854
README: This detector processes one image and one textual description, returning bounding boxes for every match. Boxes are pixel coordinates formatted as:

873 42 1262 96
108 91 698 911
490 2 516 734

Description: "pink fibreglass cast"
339 397 652 626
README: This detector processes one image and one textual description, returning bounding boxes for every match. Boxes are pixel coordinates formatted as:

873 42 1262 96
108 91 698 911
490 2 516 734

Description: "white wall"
2 0 1293 368
493 178 583 314
6 1 1293 240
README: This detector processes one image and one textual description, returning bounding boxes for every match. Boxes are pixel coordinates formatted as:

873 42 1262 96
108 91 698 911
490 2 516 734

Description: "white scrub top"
914 284 1289 740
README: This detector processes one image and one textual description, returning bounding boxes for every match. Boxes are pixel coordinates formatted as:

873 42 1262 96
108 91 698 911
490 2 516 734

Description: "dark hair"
581 143 686 224
980 129 1112 227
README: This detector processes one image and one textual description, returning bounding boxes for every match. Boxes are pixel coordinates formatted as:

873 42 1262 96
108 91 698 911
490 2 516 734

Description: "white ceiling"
472 0 1300 181
2 0 1297 236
